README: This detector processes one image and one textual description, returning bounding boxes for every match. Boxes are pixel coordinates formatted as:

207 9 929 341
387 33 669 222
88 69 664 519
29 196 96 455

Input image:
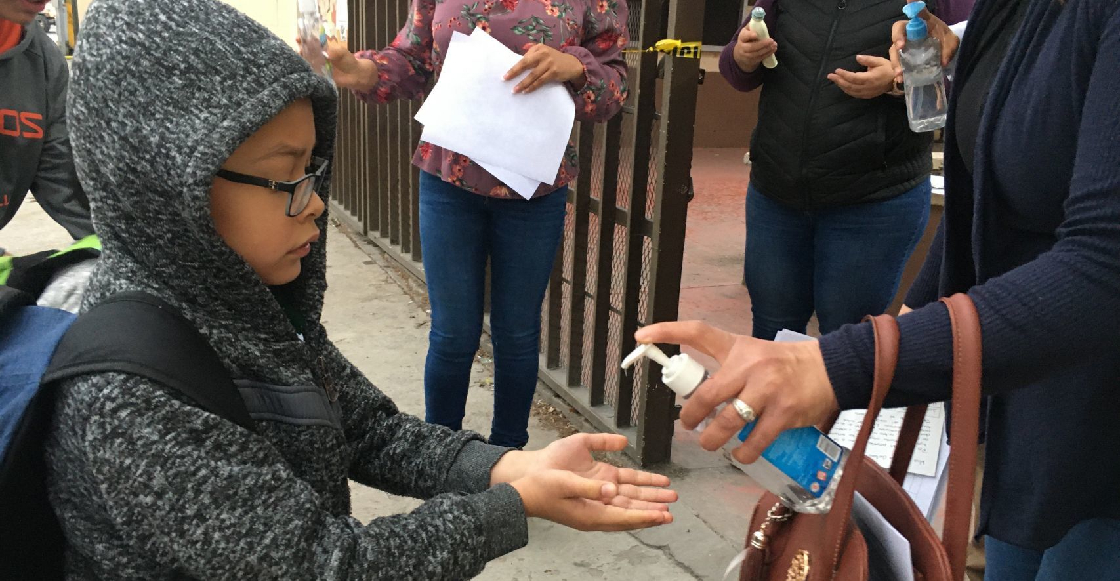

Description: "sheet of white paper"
828 404 945 478
902 429 951 521
476 160 541 199
852 492 916 581
415 30 576 185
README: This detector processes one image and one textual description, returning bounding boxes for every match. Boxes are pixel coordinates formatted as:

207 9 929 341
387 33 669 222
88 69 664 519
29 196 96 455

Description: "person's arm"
559 0 630 123
67 374 526 580
822 9 1120 409
718 0 777 93
31 47 94 240
318 341 676 524
339 0 437 103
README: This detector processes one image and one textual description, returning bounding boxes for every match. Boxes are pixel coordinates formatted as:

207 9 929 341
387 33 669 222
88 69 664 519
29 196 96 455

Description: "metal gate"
332 0 706 465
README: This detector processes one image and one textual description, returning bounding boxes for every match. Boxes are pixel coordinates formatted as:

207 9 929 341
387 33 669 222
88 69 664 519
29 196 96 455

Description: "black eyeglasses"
216 157 329 217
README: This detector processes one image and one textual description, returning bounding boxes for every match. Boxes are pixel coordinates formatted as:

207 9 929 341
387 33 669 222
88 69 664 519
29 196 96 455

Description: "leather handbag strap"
939 293 983 581
888 405 927 485
820 313 901 568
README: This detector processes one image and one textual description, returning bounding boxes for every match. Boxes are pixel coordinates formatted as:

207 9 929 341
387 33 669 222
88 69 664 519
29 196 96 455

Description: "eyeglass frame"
214 156 330 217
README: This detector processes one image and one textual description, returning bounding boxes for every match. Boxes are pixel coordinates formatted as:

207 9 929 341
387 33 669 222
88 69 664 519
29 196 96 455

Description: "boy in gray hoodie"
45 0 674 579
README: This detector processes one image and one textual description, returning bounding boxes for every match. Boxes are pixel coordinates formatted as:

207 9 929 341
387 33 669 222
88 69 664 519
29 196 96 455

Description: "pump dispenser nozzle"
622 343 709 398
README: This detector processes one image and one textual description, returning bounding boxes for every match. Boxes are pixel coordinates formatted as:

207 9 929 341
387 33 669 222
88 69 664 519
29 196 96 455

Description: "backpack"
0 261 255 580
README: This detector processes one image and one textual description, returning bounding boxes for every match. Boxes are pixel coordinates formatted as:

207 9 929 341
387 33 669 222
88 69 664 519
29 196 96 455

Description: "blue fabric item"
417 171 567 448
985 519 1120 581
0 306 74 459
743 180 930 340
818 0 1120 550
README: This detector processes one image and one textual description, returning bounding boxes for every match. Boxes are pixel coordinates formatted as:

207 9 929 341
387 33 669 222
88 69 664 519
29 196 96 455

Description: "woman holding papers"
324 0 628 448
642 0 1120 577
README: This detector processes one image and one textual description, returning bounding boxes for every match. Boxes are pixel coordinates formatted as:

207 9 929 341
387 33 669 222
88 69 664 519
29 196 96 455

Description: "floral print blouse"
353 0 630 199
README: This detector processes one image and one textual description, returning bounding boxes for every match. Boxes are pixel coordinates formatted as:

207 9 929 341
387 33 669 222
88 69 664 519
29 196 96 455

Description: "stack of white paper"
414 30 577 199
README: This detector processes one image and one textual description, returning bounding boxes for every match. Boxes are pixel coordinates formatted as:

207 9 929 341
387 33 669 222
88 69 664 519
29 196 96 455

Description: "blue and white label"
737 423 843 498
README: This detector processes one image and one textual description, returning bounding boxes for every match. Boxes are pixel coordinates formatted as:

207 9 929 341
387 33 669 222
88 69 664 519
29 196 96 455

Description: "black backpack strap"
42 291 255 432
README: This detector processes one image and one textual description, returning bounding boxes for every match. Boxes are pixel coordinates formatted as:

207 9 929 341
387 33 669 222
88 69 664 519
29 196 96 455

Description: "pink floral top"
353 0 630 199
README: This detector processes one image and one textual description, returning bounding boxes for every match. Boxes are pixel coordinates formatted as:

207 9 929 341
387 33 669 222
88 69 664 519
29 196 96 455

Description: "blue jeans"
743 181 931 339
985 519 1120 581
418 172 567 448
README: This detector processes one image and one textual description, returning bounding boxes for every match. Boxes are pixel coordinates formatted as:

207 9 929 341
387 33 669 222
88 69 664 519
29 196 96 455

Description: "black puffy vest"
749 0 934 210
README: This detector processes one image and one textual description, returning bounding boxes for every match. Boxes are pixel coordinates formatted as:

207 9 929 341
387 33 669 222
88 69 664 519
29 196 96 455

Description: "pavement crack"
626 533 705 580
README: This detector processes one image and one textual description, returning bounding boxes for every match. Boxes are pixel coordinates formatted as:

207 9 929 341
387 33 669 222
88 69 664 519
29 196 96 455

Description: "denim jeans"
985 519 1120 581
743 181 931 339
418 171 567 448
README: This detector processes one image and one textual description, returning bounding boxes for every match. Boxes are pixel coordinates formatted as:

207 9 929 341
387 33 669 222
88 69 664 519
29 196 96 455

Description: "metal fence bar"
565 125 596 387
588 115 623 407
636 0 706 463
614 0 662 434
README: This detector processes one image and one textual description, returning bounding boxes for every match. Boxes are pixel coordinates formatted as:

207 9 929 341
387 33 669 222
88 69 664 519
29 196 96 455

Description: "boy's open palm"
498 433 677 531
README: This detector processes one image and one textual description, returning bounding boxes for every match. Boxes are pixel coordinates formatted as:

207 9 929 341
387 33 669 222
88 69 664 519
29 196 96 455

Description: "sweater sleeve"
352 0 436 104
30 41 94 240
718 0 776 93
564 0 630 123
62 374 526 580
819 11 1120 409
314 340 512 498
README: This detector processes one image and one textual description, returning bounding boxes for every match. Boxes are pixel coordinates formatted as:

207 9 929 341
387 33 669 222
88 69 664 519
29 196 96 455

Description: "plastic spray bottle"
622 343 848 513
899 1 947 132
747 7 778 69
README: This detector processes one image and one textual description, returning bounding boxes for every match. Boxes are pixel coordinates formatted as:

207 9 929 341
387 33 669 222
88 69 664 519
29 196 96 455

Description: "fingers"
738 27 758 44
614 466 672 488
634 320 736 362
616 483 679 504
731 411 786 465
515 64 554 94
855 54 889 68
577 503 673 531
554 471 618 501
504 49 541 81
697 397 756 451
678 365 746 431
571 432 630 453
608 496 671 512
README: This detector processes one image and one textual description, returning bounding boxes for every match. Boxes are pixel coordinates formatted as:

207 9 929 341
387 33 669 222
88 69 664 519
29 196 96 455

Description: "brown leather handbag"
738 293 983 581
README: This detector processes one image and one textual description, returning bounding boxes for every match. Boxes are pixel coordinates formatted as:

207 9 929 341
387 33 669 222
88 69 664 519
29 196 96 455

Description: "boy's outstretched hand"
492 433 676 531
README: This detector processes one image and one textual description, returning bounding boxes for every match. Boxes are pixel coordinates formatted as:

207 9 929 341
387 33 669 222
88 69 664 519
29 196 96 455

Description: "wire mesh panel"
331 0 702 464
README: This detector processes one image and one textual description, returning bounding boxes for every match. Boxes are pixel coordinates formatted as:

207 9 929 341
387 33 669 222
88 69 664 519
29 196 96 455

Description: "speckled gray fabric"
45 0 527 579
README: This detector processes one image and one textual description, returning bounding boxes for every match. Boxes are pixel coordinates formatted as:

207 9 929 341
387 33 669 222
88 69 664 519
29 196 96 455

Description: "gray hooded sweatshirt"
45 0 528 579
0 20 93 240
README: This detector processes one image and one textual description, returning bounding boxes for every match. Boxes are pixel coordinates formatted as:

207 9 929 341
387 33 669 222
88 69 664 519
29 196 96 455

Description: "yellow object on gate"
623 39 702 59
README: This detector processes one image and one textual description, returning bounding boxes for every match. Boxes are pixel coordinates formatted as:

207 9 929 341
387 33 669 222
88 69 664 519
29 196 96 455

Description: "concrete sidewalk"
3 199 759 580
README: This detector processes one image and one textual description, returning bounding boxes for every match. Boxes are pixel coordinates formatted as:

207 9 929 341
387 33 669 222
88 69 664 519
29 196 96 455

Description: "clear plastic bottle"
899 1 947 132
747 7 778 69
622 343 847 513
297 0 333 82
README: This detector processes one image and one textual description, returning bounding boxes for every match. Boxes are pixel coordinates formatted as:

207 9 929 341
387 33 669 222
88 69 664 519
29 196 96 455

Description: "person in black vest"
719 0 946 339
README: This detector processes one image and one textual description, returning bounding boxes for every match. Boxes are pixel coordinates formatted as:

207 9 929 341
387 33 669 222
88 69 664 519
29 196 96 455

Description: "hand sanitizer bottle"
622 342 848 513
899 1 947 132
297 0 333 82
747 7 778 69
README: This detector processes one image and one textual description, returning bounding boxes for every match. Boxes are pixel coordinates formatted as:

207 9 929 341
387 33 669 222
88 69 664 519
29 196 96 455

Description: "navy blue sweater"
819 0 1120 550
